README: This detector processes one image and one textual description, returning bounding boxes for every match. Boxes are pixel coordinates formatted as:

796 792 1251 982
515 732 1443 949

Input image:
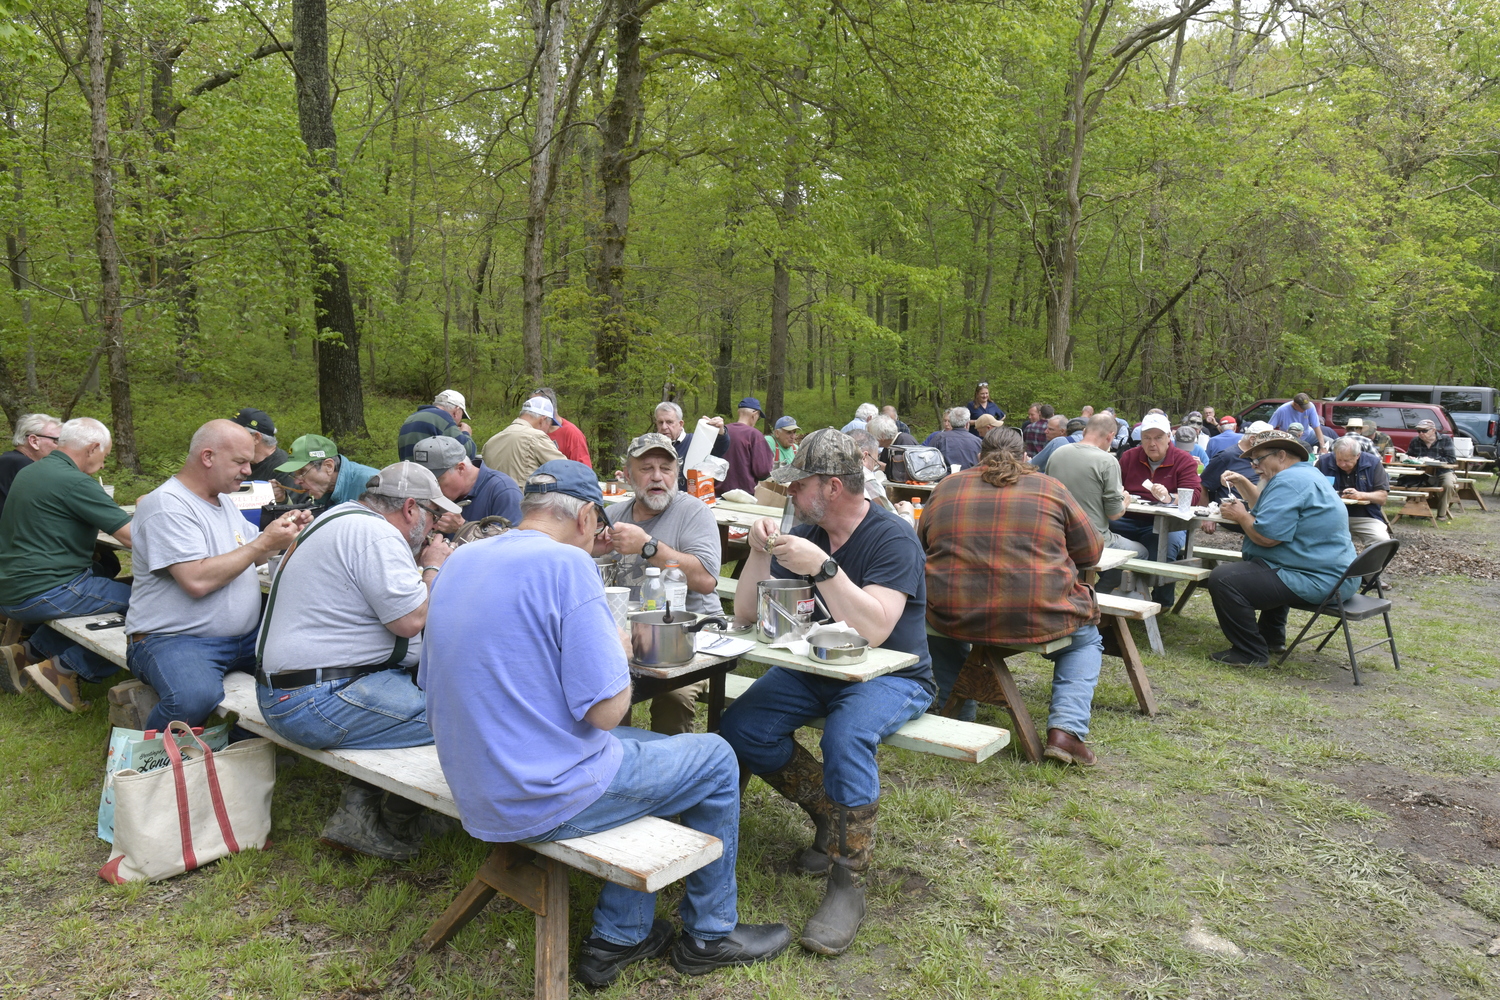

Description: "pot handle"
687 615 729 634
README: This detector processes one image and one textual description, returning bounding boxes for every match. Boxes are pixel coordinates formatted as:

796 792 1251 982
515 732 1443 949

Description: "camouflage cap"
625 432 678 460
1245 428 1309 462
770 427 864 485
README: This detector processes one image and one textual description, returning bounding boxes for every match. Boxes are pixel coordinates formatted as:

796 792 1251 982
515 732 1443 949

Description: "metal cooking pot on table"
630 610 727 667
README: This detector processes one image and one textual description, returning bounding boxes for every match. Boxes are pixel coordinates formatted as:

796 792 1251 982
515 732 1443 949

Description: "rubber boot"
799 801 877 956
756 742 834 874
320 780 420 861
381 794 459 847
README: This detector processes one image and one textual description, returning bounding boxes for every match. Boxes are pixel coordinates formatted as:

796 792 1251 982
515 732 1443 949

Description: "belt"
255 666 381 689
130 633 147 644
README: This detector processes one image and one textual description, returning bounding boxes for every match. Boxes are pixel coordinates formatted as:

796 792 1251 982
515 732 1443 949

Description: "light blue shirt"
1029 433 1083 472
1270 402 1321 437
1242 462 1356 603
419 530 629 841
331 456 380 506
841 418 868 434
1205 430 1242 458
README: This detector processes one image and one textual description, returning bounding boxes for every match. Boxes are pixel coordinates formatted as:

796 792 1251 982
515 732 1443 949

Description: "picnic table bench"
46 616 721 1000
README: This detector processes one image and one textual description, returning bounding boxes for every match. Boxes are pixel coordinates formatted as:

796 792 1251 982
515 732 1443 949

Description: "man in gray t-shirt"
256 462 457 860
599 433 723 734
125 420 307 731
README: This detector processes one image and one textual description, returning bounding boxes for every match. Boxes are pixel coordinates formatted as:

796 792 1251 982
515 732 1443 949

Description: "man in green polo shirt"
0 417 133 710
276 434 380 508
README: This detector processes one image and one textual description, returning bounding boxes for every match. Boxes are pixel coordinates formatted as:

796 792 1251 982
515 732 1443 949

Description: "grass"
1 524 1498 997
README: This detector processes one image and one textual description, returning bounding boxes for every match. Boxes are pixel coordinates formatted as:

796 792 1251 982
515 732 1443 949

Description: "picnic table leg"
705 662 732 732
948 646 1043 762
0 617 21 647
534 854 570 1000
1105 616 1157 716
1142 614 1164 655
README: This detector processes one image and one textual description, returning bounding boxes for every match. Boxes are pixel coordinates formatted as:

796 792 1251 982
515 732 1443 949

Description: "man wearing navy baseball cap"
421 458 792 983
230 407 297 488
709 396 773 496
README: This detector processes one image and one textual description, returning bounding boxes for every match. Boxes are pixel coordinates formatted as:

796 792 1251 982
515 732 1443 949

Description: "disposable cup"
604 587 631 631
1176 487 1192 509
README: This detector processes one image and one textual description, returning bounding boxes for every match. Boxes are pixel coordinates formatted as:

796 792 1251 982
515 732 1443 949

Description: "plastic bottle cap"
644 567 660 575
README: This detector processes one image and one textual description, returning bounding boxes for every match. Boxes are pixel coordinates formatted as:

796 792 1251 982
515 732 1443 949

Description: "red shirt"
549 418 591 466
1117 444 1201 524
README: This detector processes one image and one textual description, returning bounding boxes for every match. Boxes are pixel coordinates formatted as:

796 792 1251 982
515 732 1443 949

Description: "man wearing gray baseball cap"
720 428 934 957
410 435 521 530
256 461 457 860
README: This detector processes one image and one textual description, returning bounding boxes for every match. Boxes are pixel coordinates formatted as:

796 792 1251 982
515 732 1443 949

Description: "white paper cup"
1176 487 1192 509
102 484 115 499
604 587 631 631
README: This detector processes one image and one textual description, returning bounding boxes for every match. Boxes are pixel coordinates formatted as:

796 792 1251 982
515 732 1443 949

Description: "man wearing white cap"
397 389 476 463
256 461 457 860
1114 412 1203 606
481 395 567 484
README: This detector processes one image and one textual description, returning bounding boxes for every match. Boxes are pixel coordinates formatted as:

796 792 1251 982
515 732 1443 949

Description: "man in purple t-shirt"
712 397 774 495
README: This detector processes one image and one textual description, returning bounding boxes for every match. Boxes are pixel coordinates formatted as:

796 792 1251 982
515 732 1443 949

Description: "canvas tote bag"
100 721 275 883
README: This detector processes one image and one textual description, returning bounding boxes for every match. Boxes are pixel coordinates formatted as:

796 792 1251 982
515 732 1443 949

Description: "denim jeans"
0 570 130 682
718 668 932 807
127 630 257 730
520 728 740 946
257 668 432 750
1111 519 1187 605
928 625 1103 737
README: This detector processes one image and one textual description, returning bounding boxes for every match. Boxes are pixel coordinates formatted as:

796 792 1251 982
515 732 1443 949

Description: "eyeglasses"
593 504 611 536
417 502 445 519
976 382 988 388
29 434 59 443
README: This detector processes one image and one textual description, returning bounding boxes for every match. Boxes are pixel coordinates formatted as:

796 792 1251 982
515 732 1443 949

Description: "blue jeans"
521 728 739 946
0 570 130 682
128 630 257 731
928 625 1104 737
718 668 932 807
257 668 432 750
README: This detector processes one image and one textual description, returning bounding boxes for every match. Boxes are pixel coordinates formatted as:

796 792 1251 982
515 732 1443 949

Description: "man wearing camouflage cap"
720 427 934 957
256 461 457 859
600 432 723 734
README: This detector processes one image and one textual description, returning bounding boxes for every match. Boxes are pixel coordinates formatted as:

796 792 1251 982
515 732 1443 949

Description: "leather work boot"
381 794 460 847
107 680 161 730
756 742 834 874
23 659 88 713
320 781 420 861
799 801 878 956
1043 728 1098 767
576 917 675 986
0 643 33 694
668 921 794 975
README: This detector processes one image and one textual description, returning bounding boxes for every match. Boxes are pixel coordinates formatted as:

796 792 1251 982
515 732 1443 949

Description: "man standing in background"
534 387 592 466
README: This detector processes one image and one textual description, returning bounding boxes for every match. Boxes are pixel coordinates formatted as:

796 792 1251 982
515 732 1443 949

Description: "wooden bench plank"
1121 558 1212 582
721 674 1009 763
1190 546 1243 562
1095 593 1161 620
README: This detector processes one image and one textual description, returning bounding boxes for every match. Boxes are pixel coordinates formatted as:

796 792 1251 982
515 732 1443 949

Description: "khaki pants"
1433 471 1458 518
1347 516 1391 549
649 679 710 735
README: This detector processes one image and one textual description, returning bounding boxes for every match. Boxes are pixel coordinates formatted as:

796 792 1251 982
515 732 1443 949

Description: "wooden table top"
738 636 917 683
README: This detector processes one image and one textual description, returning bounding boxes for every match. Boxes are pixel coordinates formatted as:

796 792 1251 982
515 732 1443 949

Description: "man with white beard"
255 462 458 859
601 433 724 734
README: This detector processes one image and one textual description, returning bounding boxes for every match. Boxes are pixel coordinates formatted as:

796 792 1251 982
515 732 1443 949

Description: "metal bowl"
807 630 869 664
702 619 756 637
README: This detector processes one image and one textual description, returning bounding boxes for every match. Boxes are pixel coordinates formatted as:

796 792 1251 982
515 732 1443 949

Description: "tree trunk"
520 0 570 382
86 0 137 470
593 0 644 464
146 39 202 383
293 0 367 439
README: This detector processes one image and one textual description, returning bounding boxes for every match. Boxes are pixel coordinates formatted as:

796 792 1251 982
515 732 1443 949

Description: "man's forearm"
733 548 772 620
170 544 265 598
817 572 895 646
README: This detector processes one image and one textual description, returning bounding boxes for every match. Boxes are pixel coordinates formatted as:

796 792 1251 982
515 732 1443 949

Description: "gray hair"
654 400 683 421
519 488 588 522
848 429 880 460
866 415 897 441
1332 436 1362 457
57 417 111 450
855 402 878 422
946 407 970 428
252 430 276 449
12 413 60 446
359 492 407 515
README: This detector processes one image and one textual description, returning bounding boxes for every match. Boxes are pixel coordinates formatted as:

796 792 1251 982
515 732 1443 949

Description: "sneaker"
0 643 32 694
576 917 674 987
669 922 793 976
23 659 88 713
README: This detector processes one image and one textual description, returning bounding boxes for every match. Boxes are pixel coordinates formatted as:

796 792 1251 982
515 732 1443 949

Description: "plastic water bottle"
912 498 924 521
641 566 665 611
663 560 689 610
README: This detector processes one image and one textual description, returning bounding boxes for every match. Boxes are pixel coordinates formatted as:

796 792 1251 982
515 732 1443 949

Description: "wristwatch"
811 557 839 583
641 537 659 560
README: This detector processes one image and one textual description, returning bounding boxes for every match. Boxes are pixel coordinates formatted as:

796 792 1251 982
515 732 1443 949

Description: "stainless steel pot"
630 611 727 667
757 579 818 643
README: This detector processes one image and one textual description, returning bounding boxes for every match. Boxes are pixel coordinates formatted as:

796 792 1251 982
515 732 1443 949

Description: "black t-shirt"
0 449 33 520
250 448 299 488
771 501 933 693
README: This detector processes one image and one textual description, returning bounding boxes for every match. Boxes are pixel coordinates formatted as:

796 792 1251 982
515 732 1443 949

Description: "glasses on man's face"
29 434 59 444
1248 455 1265 468
593 504 610 536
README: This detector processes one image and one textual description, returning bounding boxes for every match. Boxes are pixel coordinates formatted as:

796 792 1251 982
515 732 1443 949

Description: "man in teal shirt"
0 418 133 710
277 434 379 508
1206 430 1356 665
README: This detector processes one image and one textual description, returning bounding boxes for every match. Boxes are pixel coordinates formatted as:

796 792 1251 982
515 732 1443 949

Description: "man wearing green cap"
276 434 379 507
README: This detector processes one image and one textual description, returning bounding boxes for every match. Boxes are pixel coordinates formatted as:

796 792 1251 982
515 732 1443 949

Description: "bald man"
123 420 310 730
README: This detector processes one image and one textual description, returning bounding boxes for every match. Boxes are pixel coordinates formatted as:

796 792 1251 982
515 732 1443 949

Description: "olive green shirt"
0 450 132 605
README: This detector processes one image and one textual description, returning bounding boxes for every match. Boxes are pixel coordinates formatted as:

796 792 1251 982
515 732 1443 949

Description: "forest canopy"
3 0 1499 469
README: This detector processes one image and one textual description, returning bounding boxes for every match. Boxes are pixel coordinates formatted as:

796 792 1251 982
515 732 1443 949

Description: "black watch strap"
641 538 659 560
811 557 839 583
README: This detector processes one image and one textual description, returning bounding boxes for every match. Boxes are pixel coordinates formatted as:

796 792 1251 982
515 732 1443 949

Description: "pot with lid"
630 609 727 667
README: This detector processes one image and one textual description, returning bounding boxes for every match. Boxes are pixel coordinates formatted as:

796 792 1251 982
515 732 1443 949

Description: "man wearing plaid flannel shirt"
920 426 1106 767
721 428 933 959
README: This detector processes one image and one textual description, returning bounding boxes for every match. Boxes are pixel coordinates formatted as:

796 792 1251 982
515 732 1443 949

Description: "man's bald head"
181 419 257 498
188 419 255 459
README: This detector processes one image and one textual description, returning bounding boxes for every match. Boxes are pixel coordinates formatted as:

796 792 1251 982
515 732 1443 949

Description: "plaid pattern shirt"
919 468 1102 645
1022 420 1050 456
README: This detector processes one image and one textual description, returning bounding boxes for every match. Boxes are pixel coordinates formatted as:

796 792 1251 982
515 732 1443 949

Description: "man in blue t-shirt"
409 435 521 531
722 428 934 958
1207 431 1356 665
1270 393 1327 450
420 461 791 985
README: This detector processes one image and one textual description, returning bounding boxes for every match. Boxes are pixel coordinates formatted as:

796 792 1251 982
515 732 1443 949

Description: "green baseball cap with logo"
275 433 340 473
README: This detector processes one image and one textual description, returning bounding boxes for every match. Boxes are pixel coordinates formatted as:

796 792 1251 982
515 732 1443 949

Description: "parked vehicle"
1234 398 1466 454
1334 384 1499 458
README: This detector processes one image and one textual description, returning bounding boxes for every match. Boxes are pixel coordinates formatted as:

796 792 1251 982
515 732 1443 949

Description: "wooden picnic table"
884 481 936 503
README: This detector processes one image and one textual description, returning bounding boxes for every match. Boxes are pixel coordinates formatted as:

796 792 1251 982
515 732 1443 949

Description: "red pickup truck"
1233 399 1465 453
